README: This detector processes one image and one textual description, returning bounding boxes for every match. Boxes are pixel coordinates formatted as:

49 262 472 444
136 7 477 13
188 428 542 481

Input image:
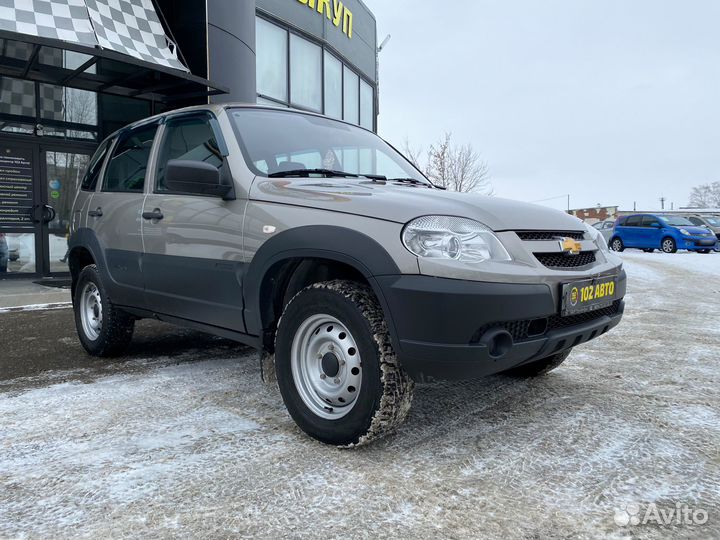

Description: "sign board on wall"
0 147 34 229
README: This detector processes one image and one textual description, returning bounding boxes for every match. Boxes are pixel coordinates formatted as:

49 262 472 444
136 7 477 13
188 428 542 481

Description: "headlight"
679 228 690 236
402 216 511 263
585 223 609 251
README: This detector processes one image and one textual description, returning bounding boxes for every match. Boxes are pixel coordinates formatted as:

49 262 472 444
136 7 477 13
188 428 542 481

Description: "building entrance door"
0 137 93 278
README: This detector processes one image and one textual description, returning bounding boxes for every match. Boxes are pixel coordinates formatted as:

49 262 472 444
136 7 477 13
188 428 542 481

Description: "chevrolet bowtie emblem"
559 237 582 255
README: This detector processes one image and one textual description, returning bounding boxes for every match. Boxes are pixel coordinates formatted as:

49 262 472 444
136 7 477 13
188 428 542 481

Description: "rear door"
641 215 663 248
90 120 160 308
141 112 248 332
619 215 642 247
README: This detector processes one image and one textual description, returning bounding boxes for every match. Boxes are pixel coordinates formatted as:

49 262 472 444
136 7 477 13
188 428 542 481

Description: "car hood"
249 178 585 231
681 226 715 235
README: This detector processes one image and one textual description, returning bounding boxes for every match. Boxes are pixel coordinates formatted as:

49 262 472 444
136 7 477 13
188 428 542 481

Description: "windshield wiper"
388 177 438 188
269 168 360 178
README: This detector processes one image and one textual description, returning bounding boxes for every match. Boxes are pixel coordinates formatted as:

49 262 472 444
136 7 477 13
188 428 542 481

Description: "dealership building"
0 0 378 278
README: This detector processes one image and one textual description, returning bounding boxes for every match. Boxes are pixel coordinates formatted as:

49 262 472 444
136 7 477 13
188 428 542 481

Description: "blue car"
609 214 718 254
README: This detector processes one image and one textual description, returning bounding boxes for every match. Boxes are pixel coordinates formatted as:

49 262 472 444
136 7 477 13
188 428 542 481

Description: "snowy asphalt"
1 252 719 539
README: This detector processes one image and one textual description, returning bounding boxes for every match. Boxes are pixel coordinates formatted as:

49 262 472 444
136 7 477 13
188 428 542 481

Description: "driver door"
141 112 248 332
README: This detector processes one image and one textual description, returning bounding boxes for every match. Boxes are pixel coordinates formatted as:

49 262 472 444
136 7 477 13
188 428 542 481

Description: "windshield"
228 108 429 184
705 216 720 226
660 216 694 226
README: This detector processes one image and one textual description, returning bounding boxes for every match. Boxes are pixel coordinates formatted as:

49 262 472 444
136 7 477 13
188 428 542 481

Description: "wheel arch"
67 228 104 299
242 225 402 352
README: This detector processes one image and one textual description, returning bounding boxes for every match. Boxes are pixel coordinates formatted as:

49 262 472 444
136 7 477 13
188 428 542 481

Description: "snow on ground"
1 252 719 538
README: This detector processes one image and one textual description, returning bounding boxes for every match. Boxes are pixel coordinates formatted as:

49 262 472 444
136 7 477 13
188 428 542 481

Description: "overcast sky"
364 0 720 212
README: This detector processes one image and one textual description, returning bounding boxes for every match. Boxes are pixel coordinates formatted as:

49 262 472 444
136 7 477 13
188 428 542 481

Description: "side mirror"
165 159 233 199
650 222 661 228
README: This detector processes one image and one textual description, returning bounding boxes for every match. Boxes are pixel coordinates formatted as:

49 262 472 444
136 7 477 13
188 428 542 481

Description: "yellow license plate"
561 276 617 316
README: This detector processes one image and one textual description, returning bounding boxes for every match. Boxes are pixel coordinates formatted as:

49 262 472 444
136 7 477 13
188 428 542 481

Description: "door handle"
142 209 164 221
88 207 103 218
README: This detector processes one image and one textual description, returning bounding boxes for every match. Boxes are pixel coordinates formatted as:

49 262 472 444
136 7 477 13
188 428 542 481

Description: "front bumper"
681 236 718 250
374 270 627 381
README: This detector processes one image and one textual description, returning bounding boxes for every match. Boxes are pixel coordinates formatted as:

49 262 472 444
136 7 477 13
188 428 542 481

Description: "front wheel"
661 237 677 253
503 349 572 377
275 280 414 446
74 264 135 356
610 237 624 252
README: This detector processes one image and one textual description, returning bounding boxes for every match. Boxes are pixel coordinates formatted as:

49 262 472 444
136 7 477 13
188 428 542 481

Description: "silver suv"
69 104 626 446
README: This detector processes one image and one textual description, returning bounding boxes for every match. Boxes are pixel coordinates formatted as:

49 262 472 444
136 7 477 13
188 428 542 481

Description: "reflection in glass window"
0 232 36 274
257 96 287 107
343 67 359 125
155 115 223 191
256 17 288 101
324 52 342 119
0 76 35 118
360 80 374 130
290 34 322 111
103 123 158 192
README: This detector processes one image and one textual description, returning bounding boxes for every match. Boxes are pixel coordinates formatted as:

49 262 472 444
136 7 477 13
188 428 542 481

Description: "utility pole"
633 201 636 211
660 196 666 210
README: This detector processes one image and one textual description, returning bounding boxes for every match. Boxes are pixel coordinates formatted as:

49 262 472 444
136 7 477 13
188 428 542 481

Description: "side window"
624 216 642 227
689 217 702 226
642 216 661 228
81 139 111 191
155 114 224 192
102 123 158 192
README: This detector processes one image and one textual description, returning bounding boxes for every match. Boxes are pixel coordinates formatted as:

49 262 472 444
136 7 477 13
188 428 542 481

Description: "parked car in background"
610 214 718 253
592 220 615 243
682 214 720 249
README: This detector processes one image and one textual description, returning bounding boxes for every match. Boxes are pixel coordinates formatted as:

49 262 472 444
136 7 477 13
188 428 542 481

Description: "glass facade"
255 16 376 131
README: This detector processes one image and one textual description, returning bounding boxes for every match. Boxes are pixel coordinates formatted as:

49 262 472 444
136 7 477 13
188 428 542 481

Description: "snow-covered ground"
1 252 718 538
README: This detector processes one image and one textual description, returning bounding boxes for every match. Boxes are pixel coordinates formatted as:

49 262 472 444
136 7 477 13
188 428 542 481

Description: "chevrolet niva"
68 105 626 446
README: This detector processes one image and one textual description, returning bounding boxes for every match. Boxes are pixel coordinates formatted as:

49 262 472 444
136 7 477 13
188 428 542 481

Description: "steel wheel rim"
290 314 363 420
80 282 103 341
662 239 674 252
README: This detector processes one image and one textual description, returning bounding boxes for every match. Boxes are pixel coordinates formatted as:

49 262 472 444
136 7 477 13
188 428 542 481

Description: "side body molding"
242 225 401 337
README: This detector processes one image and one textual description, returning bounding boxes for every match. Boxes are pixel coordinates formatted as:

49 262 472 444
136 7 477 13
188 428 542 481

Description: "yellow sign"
297 0 353 39
577 281 615 303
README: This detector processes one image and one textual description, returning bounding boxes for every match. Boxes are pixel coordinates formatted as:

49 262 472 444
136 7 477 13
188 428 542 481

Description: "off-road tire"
661 237 677 253
610 237 624 252
74 264 135 356
503 349 572 377
275 280 414 447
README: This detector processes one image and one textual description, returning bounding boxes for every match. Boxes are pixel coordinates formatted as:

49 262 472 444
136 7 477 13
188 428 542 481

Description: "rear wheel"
504 349 572 377
699 249 711 254
275 280 414 446
610 237 624 252
74 264 135 356
661 237 677 253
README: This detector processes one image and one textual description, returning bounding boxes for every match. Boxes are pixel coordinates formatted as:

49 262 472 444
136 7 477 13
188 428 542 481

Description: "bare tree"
401 137 424 171
688 181 720 207
404 132 493 194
